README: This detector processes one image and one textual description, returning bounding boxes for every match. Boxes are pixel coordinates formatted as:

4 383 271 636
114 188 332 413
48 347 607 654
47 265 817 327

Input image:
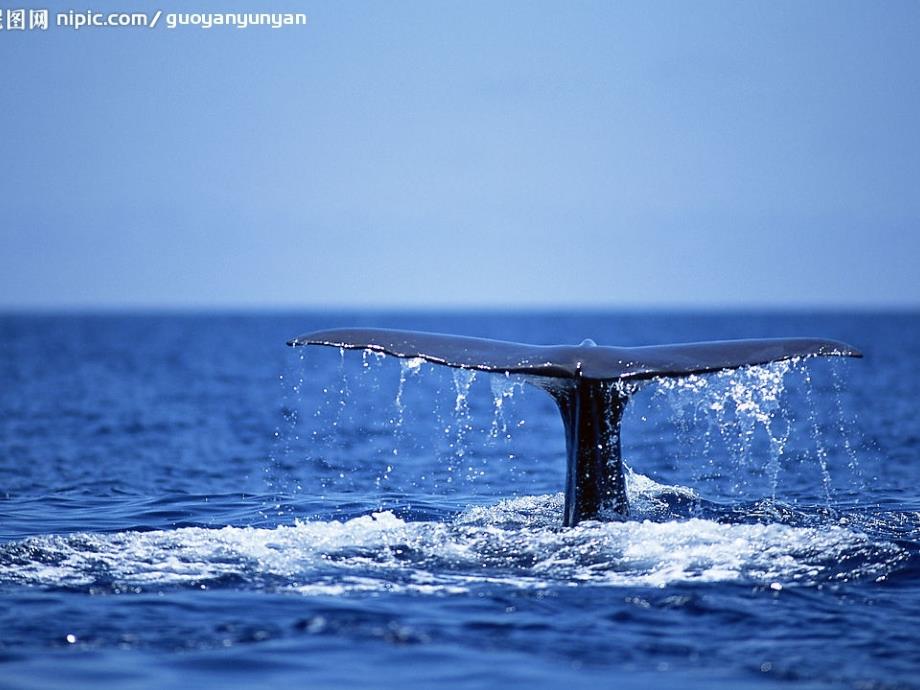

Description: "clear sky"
1 1 918 310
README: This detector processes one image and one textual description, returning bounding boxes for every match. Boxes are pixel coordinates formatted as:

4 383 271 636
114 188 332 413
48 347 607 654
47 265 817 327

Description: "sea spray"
290 345 863 511
489 373 525 440
803 367 833 502
653 361 795 500
831 359 864 494
394 357 425 433
264 350 309 515
449 368 478 480
333 347 350 430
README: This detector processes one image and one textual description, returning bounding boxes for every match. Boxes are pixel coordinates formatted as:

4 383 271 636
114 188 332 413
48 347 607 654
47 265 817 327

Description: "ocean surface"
0 311 918 689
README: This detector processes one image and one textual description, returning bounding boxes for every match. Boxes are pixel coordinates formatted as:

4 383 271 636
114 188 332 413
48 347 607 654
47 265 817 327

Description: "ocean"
0 311 917 689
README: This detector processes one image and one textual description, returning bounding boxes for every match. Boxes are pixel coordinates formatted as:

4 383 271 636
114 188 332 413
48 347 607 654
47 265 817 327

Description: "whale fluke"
288 328 861 526
288 328 860 382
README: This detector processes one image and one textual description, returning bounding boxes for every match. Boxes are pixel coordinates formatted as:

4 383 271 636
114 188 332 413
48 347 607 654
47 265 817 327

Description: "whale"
288 328 862 526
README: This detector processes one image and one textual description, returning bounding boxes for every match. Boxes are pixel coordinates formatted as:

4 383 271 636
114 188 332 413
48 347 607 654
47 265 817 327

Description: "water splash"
449 368 478 480
380 357 429 485
489 373 525 439
264 350 309 510
803 367 833 502
333 347 350 430
653 361 796 499
764 402 794 501
603 380 630 470
831 359 863 494
0 478 906 595
394 357 425 433
361 348 386 372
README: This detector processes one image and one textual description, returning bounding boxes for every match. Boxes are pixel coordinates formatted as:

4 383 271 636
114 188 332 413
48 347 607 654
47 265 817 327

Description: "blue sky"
1 1 918 309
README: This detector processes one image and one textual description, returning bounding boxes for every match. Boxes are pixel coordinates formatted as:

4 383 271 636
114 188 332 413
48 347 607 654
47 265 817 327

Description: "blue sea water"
0 312 918 690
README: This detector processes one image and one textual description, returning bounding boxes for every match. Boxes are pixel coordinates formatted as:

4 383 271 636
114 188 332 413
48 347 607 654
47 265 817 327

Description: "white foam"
0 478 903 595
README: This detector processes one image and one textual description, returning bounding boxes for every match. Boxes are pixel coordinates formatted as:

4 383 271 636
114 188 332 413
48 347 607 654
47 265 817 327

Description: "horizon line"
1 302 918 315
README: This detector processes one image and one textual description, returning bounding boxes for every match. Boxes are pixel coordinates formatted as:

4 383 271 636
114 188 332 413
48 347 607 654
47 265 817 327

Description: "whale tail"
288 328 861 526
